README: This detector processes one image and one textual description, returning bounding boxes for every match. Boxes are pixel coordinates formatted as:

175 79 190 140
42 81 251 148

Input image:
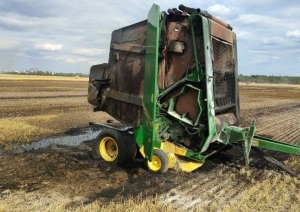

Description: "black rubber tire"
94 129 127 164
147 149 169 173
94 129 138 165
122 133 137 163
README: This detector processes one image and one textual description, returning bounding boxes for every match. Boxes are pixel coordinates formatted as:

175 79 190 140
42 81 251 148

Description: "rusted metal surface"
175 89 200 123
215 113 237 132
88 64 108 107
110 43 145 54
164 18 193 88
105 90 143 106
86 5 300 174
212 35 237 121
211 20 234 43
210 22 240 125
88 7 239 128
105 20 147 125
178 4 232 30
88 21 147 125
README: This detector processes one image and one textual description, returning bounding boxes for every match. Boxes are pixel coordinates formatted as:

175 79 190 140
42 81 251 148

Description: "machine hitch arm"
250 136 300 176
251 135 300 155
218 122 300 168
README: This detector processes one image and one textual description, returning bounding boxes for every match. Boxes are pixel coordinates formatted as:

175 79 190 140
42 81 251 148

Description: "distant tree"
238 74 300 85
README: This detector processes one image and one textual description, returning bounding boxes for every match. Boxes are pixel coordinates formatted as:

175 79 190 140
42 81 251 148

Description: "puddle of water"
0 127 103 155
0 122 134 156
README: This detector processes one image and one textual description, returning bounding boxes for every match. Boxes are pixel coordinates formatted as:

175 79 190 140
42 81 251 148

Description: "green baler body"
88 4 300 166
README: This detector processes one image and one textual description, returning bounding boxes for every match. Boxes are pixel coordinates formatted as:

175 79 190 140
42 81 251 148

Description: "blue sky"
0 0 299 76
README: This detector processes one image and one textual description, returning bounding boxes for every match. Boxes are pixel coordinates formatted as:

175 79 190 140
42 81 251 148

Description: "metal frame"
91 4 300 173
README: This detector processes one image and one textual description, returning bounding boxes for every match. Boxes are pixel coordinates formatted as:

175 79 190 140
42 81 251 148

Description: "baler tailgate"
252 135 300 155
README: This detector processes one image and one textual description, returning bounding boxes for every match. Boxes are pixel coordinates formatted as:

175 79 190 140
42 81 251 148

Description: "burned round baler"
88 4 300 173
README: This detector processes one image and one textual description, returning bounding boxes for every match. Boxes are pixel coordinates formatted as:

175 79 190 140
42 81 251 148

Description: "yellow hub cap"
99 137 118 161
147 155 162 172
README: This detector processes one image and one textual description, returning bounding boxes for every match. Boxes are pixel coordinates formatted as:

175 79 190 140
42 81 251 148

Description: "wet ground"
0 130 177 203
0 124 298 209
0 81 299 210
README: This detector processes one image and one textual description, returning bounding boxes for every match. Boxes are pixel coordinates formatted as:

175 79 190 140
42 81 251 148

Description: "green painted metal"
216 122 254 164
233 33 241 123
243 122 255 164
200 16 218 153
134 125 144 148
139 6 300 169
216 121 300 164
218 126 247 145
252 136 300 155
219 122 255 164
185 151 206 163
167 84 202 126
188 13 201 81
90 4 300 173
140 4 161 160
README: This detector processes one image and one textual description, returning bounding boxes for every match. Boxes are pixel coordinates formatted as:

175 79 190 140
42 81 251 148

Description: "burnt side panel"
103 20 147 126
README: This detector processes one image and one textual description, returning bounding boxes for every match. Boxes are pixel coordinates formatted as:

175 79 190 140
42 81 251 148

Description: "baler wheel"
147 149 169 173
94 129 127 164
122 134 137 162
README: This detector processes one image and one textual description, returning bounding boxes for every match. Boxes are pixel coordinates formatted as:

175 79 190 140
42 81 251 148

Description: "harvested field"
0 74 111 148
239 83 300 145
0 75 299 211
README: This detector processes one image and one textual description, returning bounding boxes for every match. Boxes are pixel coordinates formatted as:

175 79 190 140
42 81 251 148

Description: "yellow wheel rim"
99 136 118 161
147 155 162 172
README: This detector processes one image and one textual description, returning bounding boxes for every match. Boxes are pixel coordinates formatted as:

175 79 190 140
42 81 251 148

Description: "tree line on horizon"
1 71 299 84
238 74 300 84
1 70 88 77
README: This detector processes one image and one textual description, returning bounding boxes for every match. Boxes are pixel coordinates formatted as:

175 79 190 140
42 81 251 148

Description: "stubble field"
0 75 299 211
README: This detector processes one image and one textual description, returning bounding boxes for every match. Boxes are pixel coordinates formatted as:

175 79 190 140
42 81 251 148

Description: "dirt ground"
0 137 299 211
0 77 299 211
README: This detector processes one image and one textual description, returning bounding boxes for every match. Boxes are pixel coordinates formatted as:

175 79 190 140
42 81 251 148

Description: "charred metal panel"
108 20 147 96
88 6 239 131
102 20 147 126
233 34 241 124
88 64 109 107
110 43 145 54
211 24 239 128
164 17 194 88
215 112 237 132
175 89 200 123
211 20 234 43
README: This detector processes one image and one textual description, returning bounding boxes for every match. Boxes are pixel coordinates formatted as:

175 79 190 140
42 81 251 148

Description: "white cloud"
227 0 281 7
250 55 279 65
72 48 107 56
260 37 288 46
237 14 285 27
35 43 62 51
65 56 96 65
0 0 299 76
251 59 266 65
208 4 231 15
235 29 253 40
286 30 300 39
207 4 239 20
0 40 19 49
280 6 300 18
0 13 40 30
